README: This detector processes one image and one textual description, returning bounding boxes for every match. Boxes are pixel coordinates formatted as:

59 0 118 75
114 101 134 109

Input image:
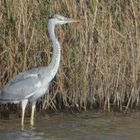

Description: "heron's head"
49 14 80 25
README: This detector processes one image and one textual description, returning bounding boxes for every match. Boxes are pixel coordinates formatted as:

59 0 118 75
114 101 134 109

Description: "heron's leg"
30 101 36 126
21 99 28 129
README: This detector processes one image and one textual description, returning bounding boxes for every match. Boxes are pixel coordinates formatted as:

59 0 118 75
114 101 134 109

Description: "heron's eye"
56 15 65 20
56 16 63 20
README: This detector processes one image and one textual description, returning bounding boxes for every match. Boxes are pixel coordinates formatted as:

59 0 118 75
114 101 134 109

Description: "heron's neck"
47 22 61 79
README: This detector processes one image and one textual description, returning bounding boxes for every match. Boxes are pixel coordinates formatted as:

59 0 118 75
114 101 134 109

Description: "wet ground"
0 111 140 140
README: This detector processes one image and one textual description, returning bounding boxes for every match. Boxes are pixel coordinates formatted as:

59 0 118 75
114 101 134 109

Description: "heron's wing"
1 70 42 101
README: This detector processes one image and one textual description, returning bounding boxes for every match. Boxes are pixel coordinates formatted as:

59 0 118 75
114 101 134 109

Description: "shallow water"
0 111 140 140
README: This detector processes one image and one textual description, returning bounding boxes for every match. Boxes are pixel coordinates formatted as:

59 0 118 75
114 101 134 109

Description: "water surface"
0 111 140 140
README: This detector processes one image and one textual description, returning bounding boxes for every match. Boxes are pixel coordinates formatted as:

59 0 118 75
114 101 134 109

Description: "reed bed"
0 0 140 112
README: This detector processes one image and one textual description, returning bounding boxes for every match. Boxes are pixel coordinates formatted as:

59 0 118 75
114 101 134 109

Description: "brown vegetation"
0 0 140 112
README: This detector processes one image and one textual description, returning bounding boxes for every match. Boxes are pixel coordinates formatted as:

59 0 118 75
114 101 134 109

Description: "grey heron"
0 14 80 128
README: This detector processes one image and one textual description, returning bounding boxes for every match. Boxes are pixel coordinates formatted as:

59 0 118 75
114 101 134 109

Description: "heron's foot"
30 124 36 130
30 120 36 130
21 119 25 130
21 124 25 131
30 120 34 126
30 117 35 126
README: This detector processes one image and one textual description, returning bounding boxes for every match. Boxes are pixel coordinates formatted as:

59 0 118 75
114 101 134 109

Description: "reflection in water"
0 111 140 140
0 130 45 140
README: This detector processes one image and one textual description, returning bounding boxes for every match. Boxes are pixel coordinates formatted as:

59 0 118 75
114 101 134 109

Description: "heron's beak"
66 18 81 23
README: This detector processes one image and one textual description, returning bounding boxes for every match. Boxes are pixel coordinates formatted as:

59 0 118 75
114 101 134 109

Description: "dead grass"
0 0 140 112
